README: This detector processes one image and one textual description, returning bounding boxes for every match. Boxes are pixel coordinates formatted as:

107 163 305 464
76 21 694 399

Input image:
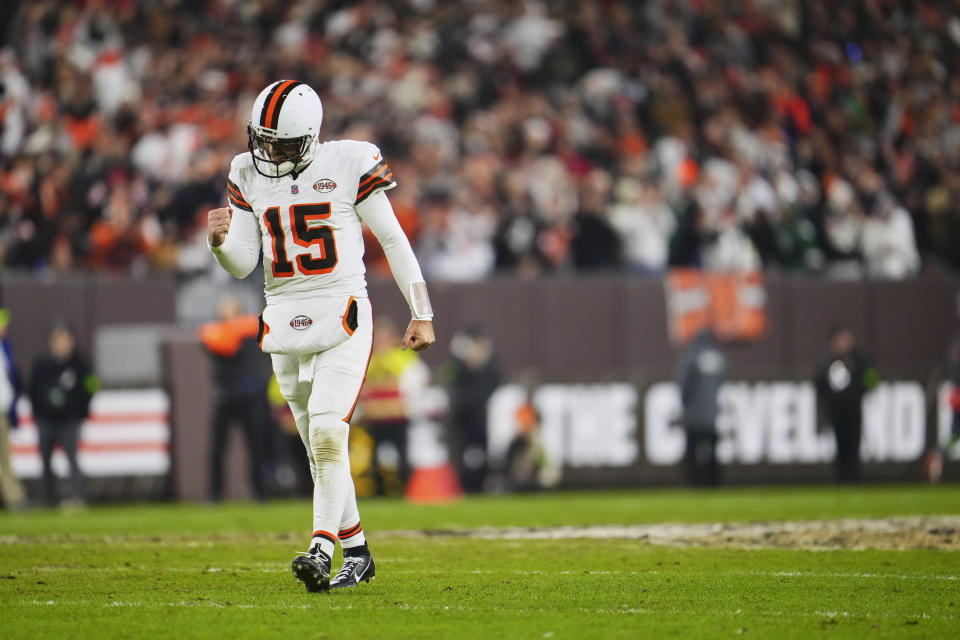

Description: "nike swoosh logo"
373 153 381 161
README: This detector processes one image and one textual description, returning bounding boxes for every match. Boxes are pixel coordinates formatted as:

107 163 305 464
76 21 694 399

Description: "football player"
207 80 435 592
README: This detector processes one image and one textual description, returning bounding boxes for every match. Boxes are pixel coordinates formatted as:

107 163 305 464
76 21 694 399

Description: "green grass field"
1 485 959 639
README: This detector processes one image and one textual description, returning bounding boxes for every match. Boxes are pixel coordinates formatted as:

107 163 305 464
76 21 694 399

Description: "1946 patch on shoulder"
313 179 336 193
290 315 313 330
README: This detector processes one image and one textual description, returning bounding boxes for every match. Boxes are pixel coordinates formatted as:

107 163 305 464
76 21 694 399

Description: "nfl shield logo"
290 184 299 195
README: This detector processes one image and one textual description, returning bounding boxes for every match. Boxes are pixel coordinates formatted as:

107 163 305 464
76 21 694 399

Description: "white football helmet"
247 80 323 179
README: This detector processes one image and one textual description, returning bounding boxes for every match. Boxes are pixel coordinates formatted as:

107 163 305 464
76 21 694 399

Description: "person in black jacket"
676 328 728 487
29 320 97 507
814 324 878 483
439 325 501 493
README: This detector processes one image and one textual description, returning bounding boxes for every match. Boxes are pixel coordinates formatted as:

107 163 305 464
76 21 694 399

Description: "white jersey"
226 140 397 304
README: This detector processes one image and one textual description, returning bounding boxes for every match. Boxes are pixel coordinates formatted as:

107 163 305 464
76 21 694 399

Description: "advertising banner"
665 269 767 345
485 380 955 481
8 389 170 479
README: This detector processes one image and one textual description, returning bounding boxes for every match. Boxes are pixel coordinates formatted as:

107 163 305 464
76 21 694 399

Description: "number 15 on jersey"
264 203 338 277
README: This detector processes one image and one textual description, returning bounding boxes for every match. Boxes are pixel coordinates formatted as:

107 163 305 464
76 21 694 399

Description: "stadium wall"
169 272 960 495
1 273 957 498
2 272 956 380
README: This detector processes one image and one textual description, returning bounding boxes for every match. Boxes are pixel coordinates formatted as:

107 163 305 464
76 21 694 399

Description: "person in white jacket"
860 192 920 279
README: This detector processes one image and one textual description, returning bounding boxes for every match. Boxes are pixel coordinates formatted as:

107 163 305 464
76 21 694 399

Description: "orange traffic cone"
404 462 464 503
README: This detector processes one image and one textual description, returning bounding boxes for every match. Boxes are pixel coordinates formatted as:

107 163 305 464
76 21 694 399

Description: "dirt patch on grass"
4 517 958 551
402 516 960 551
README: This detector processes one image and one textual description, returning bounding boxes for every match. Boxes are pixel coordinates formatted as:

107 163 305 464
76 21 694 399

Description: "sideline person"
28 320 97 507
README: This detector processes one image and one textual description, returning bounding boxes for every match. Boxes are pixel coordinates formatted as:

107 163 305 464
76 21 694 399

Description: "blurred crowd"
1 0 959 282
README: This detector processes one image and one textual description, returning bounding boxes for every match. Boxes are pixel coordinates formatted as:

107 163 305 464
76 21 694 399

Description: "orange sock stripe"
311 530 336 544
338 523 363 539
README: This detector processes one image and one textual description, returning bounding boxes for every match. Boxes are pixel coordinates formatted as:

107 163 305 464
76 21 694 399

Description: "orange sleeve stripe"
226 178 247 197
355 175 395 203
228 193 253 212
226 182 247 202
226 184 251 208
357 171 395 196
358 163 390 189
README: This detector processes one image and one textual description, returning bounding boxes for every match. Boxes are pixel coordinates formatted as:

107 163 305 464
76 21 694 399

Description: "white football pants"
271 296 372 546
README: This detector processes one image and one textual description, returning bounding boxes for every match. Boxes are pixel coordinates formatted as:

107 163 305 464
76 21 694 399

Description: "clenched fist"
208 207 232 247
402 319 435 352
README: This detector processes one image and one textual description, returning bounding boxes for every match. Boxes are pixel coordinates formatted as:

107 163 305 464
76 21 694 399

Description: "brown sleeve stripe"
226 179 253 211
358 170 394 196
359 169 395 193
226 179 249 202
226 184 248 204
355 174 396 205
227 192 253 212
358 161 390 189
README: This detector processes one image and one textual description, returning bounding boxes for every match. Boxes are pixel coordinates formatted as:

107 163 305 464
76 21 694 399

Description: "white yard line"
13 564 959 582
17 598 960 622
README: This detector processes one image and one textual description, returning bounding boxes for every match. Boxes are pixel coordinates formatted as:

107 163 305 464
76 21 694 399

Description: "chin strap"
291 158 315 181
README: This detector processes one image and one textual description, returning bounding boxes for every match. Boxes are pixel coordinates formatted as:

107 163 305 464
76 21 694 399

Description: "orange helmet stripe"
260 80 300 130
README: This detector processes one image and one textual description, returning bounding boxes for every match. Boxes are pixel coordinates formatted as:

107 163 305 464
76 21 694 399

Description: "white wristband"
409 281 433 320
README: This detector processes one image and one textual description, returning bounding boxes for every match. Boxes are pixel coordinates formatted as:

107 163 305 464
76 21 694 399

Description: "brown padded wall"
0 274 177 369
3 272 958 496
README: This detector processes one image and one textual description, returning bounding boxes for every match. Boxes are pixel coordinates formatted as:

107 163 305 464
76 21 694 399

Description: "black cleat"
330 553 375 589
291 548 331 593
